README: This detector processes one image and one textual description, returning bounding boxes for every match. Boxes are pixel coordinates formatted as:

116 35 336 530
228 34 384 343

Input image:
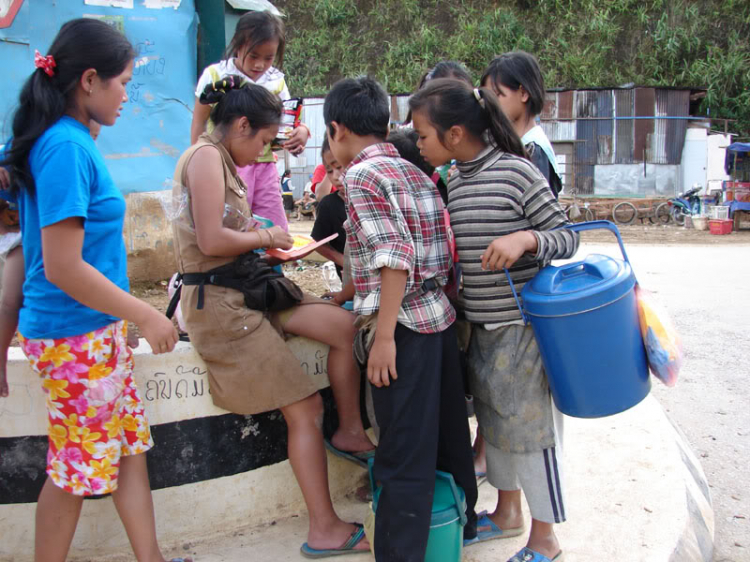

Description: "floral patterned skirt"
19 320 153 496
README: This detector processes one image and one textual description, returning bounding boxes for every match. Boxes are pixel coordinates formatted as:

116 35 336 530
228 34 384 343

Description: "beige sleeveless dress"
171 133 319 415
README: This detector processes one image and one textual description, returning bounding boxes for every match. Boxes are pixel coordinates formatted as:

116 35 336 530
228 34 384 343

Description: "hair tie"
473 88 486 110
34 50 56 77
199 75 246 105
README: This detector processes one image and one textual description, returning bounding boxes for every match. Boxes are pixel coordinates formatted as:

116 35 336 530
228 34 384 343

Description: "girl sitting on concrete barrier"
173 78 374 558
0 18 188 562
410 79 579 562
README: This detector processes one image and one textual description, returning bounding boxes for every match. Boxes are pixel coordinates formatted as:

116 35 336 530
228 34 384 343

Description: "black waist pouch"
177 252 303 312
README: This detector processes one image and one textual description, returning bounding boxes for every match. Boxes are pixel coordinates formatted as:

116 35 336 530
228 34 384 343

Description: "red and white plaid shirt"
343 143 455 334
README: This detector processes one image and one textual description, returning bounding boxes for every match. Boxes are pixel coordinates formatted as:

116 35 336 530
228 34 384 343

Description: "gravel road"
580 240 750 562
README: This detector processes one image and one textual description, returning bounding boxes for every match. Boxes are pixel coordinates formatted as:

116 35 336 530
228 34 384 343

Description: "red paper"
265 233 339 262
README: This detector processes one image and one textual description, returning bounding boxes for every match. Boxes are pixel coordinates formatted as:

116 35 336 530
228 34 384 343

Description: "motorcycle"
667 185 702 226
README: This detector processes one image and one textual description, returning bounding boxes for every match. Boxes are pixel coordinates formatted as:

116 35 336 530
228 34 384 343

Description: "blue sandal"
300 523 369 558
464 513 524 546
507 547 564 562
323 439 375 469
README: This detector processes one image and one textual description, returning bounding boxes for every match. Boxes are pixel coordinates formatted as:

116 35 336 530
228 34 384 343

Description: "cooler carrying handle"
504 220 631 322
368 461 468 527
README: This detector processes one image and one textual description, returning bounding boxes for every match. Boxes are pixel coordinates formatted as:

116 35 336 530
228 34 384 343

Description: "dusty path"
580 241 750 562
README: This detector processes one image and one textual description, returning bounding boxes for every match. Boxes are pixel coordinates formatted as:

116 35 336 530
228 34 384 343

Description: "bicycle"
612 200 638 225
564 189 594 223
612 199 671 226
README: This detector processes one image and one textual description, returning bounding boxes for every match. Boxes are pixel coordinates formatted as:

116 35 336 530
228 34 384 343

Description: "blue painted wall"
0 0 197 194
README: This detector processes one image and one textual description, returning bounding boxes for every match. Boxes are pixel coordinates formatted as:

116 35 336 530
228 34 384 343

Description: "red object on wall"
0 0 24 29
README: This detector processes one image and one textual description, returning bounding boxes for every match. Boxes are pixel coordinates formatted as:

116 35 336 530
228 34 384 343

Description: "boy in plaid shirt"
324 77 477 561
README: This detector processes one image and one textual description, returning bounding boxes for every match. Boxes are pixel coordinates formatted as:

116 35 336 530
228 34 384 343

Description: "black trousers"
372 322 478 562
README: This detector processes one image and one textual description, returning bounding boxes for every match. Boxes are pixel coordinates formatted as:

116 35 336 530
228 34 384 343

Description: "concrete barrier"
123 190 178 282
0 338 715 561
0 338 364 562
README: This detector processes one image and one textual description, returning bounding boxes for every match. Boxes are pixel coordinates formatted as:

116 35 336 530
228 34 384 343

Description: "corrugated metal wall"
293 88 695 197
542 87 694 195
614 90 634 163
634 88 656 163
575 91 598 194
656 90 690 165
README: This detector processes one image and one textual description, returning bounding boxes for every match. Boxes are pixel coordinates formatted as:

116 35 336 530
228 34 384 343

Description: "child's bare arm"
315 244 344 268
368 267 407 388
323 280 354 305
0 167 9 190
0 246 24 397
190 98 212 145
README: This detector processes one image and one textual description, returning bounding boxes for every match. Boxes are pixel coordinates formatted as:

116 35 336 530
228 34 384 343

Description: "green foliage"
278 0 750 136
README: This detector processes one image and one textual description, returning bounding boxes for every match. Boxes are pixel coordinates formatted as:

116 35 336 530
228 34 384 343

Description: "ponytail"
476 87 527 158
408 78 526 158
199 77 282 134
0 18 134 196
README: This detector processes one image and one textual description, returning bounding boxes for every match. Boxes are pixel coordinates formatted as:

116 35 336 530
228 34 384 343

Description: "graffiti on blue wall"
0 0 197 194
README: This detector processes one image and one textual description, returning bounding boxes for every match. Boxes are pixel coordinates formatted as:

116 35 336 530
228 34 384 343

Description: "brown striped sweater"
448 147 579 324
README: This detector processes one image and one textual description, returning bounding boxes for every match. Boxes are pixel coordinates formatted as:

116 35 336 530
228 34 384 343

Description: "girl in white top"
190 11 309 230
481 51 563 197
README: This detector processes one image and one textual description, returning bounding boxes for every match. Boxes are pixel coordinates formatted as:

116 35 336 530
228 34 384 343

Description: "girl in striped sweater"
409 79 579 562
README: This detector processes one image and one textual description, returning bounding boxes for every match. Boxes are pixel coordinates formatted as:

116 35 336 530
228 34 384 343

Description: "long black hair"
409 78 526 158
0 18 135 195
481 51 546 118
224 11 285 70
199 76 282 134
404 60 472 124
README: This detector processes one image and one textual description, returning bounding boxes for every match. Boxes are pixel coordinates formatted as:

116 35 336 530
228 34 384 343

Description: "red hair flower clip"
34 50 56 77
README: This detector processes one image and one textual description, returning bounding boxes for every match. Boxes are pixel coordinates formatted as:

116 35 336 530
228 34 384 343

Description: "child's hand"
267 226 294 250
481 231 538 271
367 335 398 388
282 126 309 156
138 309 179 355
0 366 8 397
322 290 346 306
0 168 10 190
126 329 140 349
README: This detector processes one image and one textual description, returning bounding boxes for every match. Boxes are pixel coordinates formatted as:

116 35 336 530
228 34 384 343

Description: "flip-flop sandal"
464 513 525 546
300 523 370 558
324 439 375 469
476 471 487 486
169 558 193 562
507 547 564 562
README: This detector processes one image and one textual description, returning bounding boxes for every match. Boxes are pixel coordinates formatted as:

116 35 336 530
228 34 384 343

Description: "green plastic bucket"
368 461 466 561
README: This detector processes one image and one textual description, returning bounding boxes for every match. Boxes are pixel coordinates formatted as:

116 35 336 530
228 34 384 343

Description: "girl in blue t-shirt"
0 19 188 562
